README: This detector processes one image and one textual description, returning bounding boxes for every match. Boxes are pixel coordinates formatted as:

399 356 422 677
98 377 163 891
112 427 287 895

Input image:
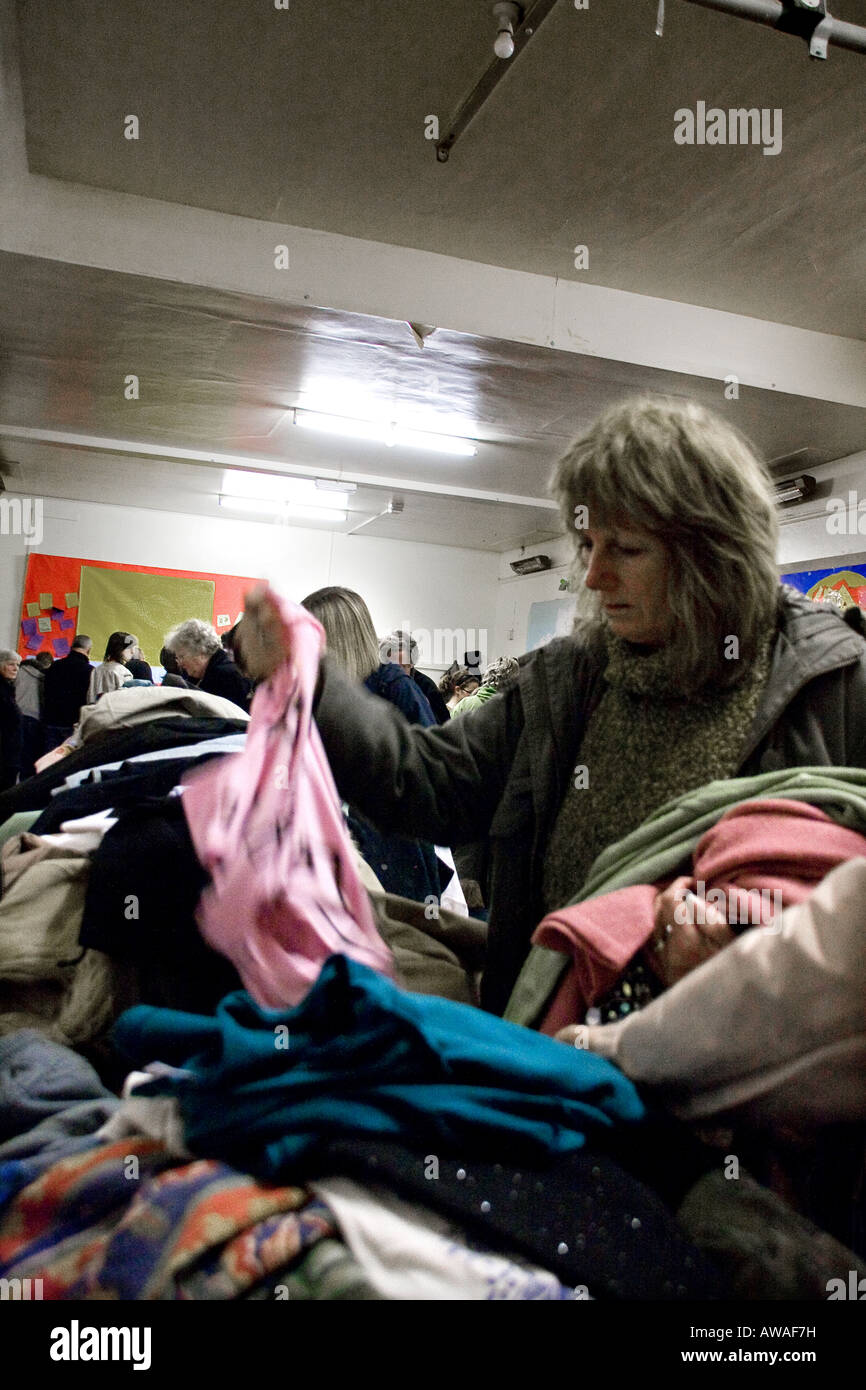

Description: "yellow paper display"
39 593 53 609
78 566 215 664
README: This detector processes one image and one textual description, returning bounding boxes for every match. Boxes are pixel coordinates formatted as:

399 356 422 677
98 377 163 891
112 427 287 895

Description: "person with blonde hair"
300 586 441 903
240 396 866 1015
301 589 435 726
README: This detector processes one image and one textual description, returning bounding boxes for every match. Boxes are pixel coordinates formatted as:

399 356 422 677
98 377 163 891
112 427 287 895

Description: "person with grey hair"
0 648 23 790
379 629 451 725
451 657 520 718
239 396 866 1015
163 618 251 711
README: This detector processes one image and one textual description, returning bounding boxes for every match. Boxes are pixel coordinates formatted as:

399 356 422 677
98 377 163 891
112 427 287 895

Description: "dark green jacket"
315 590 866 1013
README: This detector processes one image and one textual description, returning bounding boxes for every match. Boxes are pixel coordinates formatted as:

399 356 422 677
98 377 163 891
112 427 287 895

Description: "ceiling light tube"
294 409 477 457
218 495 348 523
220 470 355 508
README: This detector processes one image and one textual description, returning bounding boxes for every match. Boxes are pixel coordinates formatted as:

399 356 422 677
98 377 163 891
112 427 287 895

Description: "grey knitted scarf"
542 628 773 912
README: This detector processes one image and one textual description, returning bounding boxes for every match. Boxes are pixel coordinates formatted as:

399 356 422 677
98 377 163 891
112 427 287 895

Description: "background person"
0 648 23 790
163 618 251 711
87 631 135 703
43 635 93 748
159 644 188 689
439 665 481 714
300 586 444 903
14 650 52 776
126 641 154 682
379 629 451 725
451 657 519 717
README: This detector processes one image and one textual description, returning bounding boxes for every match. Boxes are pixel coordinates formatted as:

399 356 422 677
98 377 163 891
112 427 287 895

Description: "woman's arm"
315 656 521 846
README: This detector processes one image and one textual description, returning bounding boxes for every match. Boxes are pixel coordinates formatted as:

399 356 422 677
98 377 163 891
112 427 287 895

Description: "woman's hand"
236 585 290 682
647 875 734 988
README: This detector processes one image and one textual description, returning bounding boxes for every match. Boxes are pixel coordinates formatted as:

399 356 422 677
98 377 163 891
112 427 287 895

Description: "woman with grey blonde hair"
240 396 866 1016
554 395 780 692
164 618 250 711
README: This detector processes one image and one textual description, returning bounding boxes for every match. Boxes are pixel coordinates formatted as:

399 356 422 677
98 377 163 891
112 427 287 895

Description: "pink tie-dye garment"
181 588 394 1008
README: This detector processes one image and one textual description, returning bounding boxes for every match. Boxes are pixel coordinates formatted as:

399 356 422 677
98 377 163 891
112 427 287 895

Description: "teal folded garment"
112 955 645 1179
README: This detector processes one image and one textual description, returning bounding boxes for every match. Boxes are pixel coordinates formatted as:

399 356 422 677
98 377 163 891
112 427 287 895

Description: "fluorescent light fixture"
218 495 347 523
220 470 355 511
294 409 477 457
773 475 816 505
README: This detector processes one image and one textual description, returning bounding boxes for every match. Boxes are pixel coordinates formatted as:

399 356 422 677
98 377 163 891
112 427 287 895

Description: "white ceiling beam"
2 0 865 411
0 425 558 510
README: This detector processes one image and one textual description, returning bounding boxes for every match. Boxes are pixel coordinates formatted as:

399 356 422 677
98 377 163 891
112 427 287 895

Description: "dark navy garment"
357 662 440 899
113 954 646 1177
364 663 435 727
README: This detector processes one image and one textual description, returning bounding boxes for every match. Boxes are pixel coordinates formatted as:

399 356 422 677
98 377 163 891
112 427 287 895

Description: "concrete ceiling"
2 1 865 553
2 251 866 550
15 0 866 337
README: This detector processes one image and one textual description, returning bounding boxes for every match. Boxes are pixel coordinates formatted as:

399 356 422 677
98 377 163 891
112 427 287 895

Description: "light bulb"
494 27 515 58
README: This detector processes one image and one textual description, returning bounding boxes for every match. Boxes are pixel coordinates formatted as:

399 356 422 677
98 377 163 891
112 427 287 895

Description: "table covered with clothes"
1 594 865 1299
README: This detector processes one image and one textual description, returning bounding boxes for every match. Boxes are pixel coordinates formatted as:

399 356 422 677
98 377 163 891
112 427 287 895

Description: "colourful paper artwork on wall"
17 554 263 661
782 565 866 612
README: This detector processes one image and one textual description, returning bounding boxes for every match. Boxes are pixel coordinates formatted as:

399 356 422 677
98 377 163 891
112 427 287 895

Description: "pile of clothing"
1 595 865 1298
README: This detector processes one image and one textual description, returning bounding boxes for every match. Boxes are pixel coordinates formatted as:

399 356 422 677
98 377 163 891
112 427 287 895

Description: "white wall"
493 536 573 659
0 494 499 673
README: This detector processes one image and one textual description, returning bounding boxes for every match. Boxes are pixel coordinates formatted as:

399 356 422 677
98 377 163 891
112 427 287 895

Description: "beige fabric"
87 660 132 704
584 856 866 1128
369 892 487 1006
1 832 87 894
0 835 117 1045
0 838 89 978
77 684 250 743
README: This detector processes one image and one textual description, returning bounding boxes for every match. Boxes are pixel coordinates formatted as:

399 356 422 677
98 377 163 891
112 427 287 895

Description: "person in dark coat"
378 630 451 725
126 641 154 682
41 635 93 750
158 646 189 689
239 397 866 1016
0 649 23 790
163 619 251 711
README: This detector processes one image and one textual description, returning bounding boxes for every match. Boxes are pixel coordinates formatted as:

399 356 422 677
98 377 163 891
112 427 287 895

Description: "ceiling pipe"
680 0 866 58
435 0 560 163
346 497 405 536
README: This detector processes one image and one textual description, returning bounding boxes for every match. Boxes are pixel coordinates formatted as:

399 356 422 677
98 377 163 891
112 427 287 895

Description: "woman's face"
177 650 209 680
579 524 672 647
1 656 20 682
453 679 480 703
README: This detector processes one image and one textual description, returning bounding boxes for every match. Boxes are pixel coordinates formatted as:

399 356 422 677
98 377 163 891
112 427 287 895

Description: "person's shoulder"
376 661 404 683
778 587 866 661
